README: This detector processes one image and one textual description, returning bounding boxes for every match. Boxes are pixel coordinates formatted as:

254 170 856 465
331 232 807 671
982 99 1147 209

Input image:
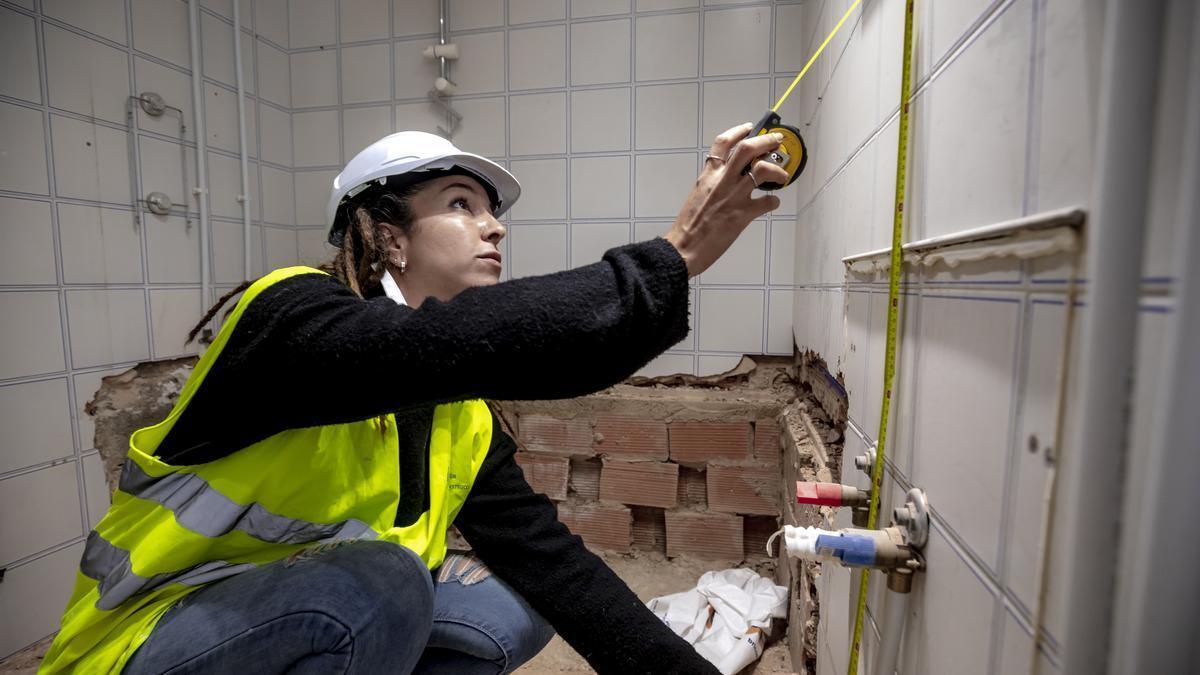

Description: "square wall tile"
293 110 340 167
341 43 393 104
571 156 630 219
291 50 338 107
394 36 442 98
703 6 771 76
146 215 200 283
43 26 126 124
901 526 996 674
295 170 337 226
43 0 127 44
0 102 49 195
702 78 769 147
637 352 694 377
768 221 794 285
508 159 567 220
441 32 505 95
767 289 793 354
911 293 1020 569
66 289 150 369
290 0 337 47
0 198 56 285
208 153 261 220
570 222 630 267
260 103 294 166
57 203 143 285
0 16 39 104
510 25 566 90
138 136 197 212
82 453 111 528
571 88 630 152
697 354 742 376
203 83 240 154
211 219 252 283
256 0 289 46
0 379 73 474
924 1 1030 238
202 0 253 28
257 40 292 107
394 0 439 37
638 0 697 8
0 462 81 567
394 101 442 135
508 223 567 278
634 152 696 217
343 105 393 160
261 166 296 225
0 292 65 379
341 0 390 42
133 58 195 142
264 226 298 269
633 220 670 242
635 12 698 81
697 288 763 352
452 97 506 159
572 0 629 17
701 219 764 284
132 0 190 67
150 289 203 359
511 0 566 24
0 541 84 659
636 83 699 150
451 0 504 30
52 116 130 204
773 3 804 71
201 12 238 86
510 92 567 155
298 228 334 266
571 19 631 85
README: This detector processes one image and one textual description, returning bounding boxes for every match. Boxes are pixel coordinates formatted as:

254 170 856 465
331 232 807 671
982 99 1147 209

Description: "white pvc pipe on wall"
232 0 252 280
873 587 909 675
1054 0 1166 672
187 0 212 322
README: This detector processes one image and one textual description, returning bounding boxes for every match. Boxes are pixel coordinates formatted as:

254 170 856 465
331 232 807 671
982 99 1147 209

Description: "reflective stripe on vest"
39 266 493 674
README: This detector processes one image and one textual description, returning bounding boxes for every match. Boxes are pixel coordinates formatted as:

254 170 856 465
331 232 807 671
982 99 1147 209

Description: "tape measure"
847 0 917 673
746 0 864 189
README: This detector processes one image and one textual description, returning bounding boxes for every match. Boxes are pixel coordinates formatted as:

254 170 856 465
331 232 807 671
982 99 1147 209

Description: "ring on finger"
704 153 725 165
746 167 760 189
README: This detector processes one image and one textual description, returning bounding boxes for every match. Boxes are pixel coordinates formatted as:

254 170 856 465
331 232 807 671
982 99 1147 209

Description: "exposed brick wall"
665 511 744 560
669 421 752 465
518 414 594 456
707 465 781 516
557 503 632 552
594 414 669 460
599 460 679 508
513 453 570 501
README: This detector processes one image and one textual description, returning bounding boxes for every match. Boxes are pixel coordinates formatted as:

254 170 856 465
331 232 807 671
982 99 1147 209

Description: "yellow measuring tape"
771 0 864 113
847 0 917 674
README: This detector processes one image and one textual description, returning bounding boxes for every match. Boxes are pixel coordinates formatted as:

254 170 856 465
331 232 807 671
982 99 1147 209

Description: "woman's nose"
481 213 506 244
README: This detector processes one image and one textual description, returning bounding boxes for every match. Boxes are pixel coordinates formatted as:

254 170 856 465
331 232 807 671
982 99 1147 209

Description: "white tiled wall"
794 0 1188 673
288 0 807 376
0 0 297 658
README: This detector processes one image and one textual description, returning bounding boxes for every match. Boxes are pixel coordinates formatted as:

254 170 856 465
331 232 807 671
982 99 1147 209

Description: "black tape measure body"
746 110 808 190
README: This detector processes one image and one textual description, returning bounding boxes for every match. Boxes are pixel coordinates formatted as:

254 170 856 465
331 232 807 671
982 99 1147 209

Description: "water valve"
795 481 870 508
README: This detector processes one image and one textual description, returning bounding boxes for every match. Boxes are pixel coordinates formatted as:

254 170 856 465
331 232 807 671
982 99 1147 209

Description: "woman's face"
381 174 507 305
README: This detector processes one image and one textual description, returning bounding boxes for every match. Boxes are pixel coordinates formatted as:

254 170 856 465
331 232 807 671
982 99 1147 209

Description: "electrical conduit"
187 0 212 326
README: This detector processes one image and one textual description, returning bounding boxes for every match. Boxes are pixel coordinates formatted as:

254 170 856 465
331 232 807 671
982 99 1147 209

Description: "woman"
40 124 788 674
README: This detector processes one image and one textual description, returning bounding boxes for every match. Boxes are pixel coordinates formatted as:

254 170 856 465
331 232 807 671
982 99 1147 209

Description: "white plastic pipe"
187 0 212 318
1055 0 1166 673
1110 2 1200 671
873 587 909 675
232 0 252 280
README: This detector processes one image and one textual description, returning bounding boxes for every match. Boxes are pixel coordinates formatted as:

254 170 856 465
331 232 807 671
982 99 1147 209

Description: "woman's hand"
664 123 789 277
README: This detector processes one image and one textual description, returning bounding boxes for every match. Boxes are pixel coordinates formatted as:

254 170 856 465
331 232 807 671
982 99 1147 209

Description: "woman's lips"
477 251 502 267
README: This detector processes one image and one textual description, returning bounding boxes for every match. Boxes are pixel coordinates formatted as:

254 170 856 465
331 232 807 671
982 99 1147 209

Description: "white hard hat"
327 131 520 246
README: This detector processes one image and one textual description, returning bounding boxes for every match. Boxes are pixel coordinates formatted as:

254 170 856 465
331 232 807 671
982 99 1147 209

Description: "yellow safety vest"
39 267 493 674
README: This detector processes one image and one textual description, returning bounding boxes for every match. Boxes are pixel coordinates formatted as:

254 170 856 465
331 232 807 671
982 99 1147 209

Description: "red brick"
669 421 751 464
630 506 666 554
707 465 781 516
593 414 669 460
676 466 708 508
557 503 631 552
752 418 782 466
599 460 679 508
664 511 743 560
518 414 594 456
513 453 569 501
568 457 602 500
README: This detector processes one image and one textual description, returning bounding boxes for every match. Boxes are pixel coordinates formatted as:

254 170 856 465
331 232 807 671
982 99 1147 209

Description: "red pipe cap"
796 481 844 506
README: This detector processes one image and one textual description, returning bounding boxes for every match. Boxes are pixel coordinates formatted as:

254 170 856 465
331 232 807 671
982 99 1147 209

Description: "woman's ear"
376 222 408 262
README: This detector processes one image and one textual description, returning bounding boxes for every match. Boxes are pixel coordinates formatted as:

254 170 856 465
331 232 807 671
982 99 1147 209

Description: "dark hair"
185 180 424 345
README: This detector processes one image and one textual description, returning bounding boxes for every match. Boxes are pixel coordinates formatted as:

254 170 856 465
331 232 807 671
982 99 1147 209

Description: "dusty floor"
1 552 792 675
516 550 793 674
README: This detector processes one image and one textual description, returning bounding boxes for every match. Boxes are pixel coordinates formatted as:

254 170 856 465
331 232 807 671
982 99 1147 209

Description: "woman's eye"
451 197 470 210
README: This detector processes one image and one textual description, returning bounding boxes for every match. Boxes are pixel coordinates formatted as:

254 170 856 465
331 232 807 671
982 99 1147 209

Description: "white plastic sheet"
646 569 788 674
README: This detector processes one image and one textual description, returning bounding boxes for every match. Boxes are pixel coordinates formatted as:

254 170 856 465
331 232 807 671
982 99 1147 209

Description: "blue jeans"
124 541 554 674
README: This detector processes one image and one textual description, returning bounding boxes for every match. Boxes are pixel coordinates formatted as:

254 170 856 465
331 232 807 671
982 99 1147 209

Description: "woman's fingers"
709 122 755 161
747 193 782 220
746 159 790 189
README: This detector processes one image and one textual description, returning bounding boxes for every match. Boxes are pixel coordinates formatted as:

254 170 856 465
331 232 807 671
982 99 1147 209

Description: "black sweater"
154 238 720 674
